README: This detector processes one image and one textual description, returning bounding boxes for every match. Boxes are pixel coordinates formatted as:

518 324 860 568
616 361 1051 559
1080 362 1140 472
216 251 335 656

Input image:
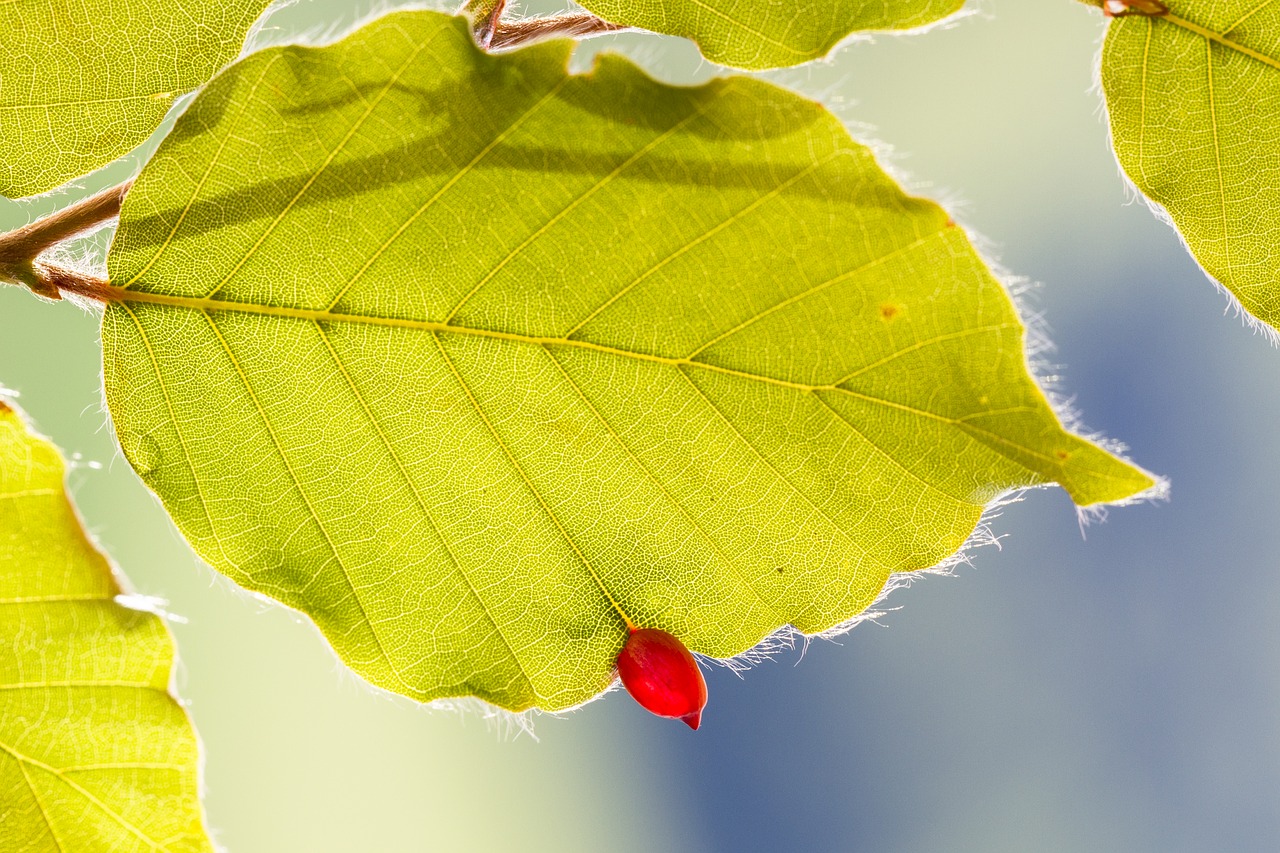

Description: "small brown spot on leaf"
1055 449 1071 461
879 302 904 322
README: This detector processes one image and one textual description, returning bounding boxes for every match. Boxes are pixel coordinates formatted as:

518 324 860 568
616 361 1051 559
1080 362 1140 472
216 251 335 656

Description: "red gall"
616 627 708 730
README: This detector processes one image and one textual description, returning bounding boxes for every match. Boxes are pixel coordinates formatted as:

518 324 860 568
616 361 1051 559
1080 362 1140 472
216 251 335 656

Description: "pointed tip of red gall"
616 627 708 730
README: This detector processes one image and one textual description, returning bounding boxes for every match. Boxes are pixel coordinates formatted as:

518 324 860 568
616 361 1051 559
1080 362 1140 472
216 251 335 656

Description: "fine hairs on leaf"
575 0 966 69
1098 0 1280 337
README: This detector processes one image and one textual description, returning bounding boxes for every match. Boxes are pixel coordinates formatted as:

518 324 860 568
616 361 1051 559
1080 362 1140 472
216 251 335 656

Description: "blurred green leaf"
0 0 270 197
1101 2 1280 331
0 402 210 851
578 0 963 69
102 11 1153 713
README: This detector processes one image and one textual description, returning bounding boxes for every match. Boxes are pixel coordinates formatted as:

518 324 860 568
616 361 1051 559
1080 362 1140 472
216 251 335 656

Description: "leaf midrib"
104 284 968 402
0 92 177 110
103 286 1130 482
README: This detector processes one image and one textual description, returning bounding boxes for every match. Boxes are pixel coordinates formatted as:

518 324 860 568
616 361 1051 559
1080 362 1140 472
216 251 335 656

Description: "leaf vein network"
199 310 417 695
431 332 638 632
445 92 713 325
540 344 784 624
312 320 542 702
104 287 1083 479
0 741 165 851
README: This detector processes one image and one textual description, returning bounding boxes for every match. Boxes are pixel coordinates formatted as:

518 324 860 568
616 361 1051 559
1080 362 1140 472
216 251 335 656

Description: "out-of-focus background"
3 1 1279 850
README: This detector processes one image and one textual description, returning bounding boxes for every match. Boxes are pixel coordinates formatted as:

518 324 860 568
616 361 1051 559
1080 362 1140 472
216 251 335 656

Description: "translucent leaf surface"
102 12 1154 712
0 0 270 197
1101 2 1280 331
0 402 211 850
577 0 963 69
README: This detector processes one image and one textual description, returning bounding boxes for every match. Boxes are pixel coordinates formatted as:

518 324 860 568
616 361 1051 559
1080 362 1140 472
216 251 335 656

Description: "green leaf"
577 0 963 69
0 401 211 851
101 11 1154 713
0 0 271 197
1101 2 1280 332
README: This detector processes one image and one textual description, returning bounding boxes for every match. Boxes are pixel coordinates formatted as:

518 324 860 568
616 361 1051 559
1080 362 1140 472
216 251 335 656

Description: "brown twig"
30 262 117 303
0 182 131 262
0 181 132 302
488 14 629 50
459 0 507 49
459 0 631 50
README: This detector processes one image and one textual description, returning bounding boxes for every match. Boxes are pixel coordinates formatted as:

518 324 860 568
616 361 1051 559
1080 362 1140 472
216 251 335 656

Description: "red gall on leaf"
617 628 708 730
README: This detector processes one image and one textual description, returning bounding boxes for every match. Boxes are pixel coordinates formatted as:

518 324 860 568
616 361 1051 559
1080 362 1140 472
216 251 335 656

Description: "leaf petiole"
0 182 131 301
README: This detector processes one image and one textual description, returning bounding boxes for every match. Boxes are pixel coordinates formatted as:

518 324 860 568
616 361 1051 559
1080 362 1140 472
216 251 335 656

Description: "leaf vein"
431 332 636 632
445 90 712 324
811 392 969 503
563 154 837 338
0 742 165 851
684 230 945 359
832 323 1017 385
541 345 784 624
675 365 864 552
1204 38 1233 277
332 76 573 315
14 756 64 853
1224 0 1279 36
1160 12 1280 71
0 92 175 110
200 310 416 694
682 0 807 56
313 321 542 702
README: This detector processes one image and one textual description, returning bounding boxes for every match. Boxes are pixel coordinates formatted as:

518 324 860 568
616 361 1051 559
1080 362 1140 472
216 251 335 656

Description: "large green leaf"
577 0 963 69
0 401 211 850
101 11 1154 712
0 0 271 197
1101 1 1280 331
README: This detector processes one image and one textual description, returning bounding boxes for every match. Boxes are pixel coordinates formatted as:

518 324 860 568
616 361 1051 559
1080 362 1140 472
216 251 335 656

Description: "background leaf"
0 401 210 851
1101 2 1280 332
577 0 964 69
0 0 271 197
102 11 1153 713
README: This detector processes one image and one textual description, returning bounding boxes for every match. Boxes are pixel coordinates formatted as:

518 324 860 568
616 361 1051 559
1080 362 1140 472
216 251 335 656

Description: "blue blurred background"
3 1 1278 850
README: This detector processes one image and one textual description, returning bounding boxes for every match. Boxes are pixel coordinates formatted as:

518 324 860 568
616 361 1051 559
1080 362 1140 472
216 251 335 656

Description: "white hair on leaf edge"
1085 7 1280 348
813 1 983 72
